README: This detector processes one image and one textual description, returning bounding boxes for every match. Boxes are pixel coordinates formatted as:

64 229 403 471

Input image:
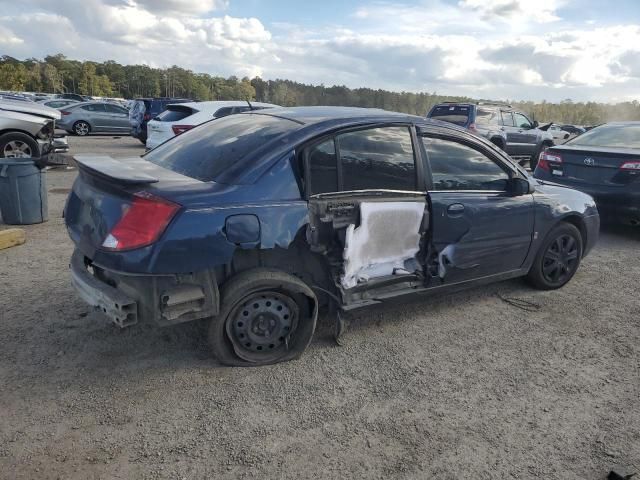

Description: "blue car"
65 107 599 366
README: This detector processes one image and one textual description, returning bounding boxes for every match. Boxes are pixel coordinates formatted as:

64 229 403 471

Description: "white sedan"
548 124 572 144
145 101 279 150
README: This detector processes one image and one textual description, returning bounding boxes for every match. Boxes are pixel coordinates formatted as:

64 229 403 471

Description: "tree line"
1 54 638 125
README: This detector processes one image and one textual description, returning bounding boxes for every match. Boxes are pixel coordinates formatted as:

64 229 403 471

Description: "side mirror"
532 120 539 128
508 177 531 196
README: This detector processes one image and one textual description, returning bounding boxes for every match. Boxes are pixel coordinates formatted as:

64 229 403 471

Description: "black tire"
208 268 318 366
531 142 552 171
73 121 91 136
0 132 40 158
527 223 583 290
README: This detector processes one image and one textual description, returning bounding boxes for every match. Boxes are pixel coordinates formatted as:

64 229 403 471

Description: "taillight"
537 151 563 172
101 192 180 251
172 125 194 135
143 113 152 121
620 161 640 170
468 123 478 133
61 111 71 116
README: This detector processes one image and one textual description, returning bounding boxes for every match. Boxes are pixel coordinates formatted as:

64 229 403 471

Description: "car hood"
0 99 61 120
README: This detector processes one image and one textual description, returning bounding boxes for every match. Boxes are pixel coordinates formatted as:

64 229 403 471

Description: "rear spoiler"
74 155 159 185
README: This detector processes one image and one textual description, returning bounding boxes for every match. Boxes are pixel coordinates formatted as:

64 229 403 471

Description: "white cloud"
459 0 564 23
1 0 639 102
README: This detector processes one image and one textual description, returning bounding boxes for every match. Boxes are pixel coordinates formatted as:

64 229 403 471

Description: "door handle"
447 203 465 214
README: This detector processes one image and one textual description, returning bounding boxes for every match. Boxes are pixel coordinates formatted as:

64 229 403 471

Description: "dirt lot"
1 135 639 479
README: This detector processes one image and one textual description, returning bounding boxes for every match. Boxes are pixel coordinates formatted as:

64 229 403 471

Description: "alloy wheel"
3 140 32 158
75 122 90 136
542 234 579 284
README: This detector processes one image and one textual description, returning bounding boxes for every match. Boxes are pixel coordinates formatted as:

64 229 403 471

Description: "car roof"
167 100 279 111
252 106 423 125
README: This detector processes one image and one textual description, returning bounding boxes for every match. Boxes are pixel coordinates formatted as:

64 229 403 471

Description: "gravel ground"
1 136 639 479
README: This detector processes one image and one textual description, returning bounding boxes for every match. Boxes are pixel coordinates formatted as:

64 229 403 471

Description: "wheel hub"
230 292 295 353
542 234 578 283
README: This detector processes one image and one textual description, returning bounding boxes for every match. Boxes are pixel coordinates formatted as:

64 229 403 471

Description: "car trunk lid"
65 155 203 252
547 145 640 187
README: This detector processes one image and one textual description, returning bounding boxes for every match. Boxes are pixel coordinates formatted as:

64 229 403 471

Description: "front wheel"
0 132 39 158
208 269 318 366
527 223 583 290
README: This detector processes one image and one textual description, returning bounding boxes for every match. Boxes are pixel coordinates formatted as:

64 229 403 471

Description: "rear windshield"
144 113 300 183
429 105 471 126
154 106 196 122
566 123 640 149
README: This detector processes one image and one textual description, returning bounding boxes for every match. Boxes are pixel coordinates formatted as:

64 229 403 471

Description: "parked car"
0 99 64 157
547 124 571 143
146 101 279 149
56 101 130 136
56 93 89 102
560 125 586 136
427 102 555 170
43 99 78 109
534 121 640 225
65 106 599 366
129 97 191 144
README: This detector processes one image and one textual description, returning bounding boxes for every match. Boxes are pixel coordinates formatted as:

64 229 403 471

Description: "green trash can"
0 158 48 225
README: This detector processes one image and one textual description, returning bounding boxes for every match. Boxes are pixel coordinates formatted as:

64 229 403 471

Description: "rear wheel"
208 269 318 366
0 132 39 158
73 121 90 136
527 223 583 290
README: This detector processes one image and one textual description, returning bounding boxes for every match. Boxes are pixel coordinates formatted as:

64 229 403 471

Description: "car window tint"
423 137 510 191
513 113 532 129
567 123 640 149
429 105 470 126
155 107 193 122
82 104 105 112
214 107 233 118
475 108 500 126
104 104 126 114
501 111 514 127
307 139 338 195
337 126 416 191
145 113 299 183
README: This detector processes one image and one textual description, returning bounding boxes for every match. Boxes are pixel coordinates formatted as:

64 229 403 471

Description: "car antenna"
246 99 254 110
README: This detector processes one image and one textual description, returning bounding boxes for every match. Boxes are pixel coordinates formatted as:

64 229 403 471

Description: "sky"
1 0 640 102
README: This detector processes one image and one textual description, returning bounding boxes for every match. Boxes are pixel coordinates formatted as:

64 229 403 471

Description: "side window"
337 126 416 191
307 139 338 195
82 104 105 112
475 108 500 126
422 137 510 191
105 104 126 114
214 107 233 118
513 113 532 129
501 111 514 127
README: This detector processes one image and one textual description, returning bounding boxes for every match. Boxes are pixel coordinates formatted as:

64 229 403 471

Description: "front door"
420 133 535 283
513 112 538 158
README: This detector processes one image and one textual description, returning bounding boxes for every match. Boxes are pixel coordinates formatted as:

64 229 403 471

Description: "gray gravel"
0 136 639 479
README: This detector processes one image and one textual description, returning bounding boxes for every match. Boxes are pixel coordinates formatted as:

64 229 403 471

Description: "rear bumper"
535 174 640 219
70 249 138 327
69 249 219 327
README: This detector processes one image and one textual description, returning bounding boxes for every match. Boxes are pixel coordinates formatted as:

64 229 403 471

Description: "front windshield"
566 123 640 149
144 113 300 183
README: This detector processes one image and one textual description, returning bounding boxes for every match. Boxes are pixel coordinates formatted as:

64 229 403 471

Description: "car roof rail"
477 101 513 109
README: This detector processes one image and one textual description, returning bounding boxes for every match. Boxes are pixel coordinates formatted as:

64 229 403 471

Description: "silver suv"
427 102 555 170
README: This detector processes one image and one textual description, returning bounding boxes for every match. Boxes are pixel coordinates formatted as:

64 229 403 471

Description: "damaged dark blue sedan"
65 107 599 366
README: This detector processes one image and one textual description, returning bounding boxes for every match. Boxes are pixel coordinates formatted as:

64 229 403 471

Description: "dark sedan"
65 107 599 366
534 121 640 225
